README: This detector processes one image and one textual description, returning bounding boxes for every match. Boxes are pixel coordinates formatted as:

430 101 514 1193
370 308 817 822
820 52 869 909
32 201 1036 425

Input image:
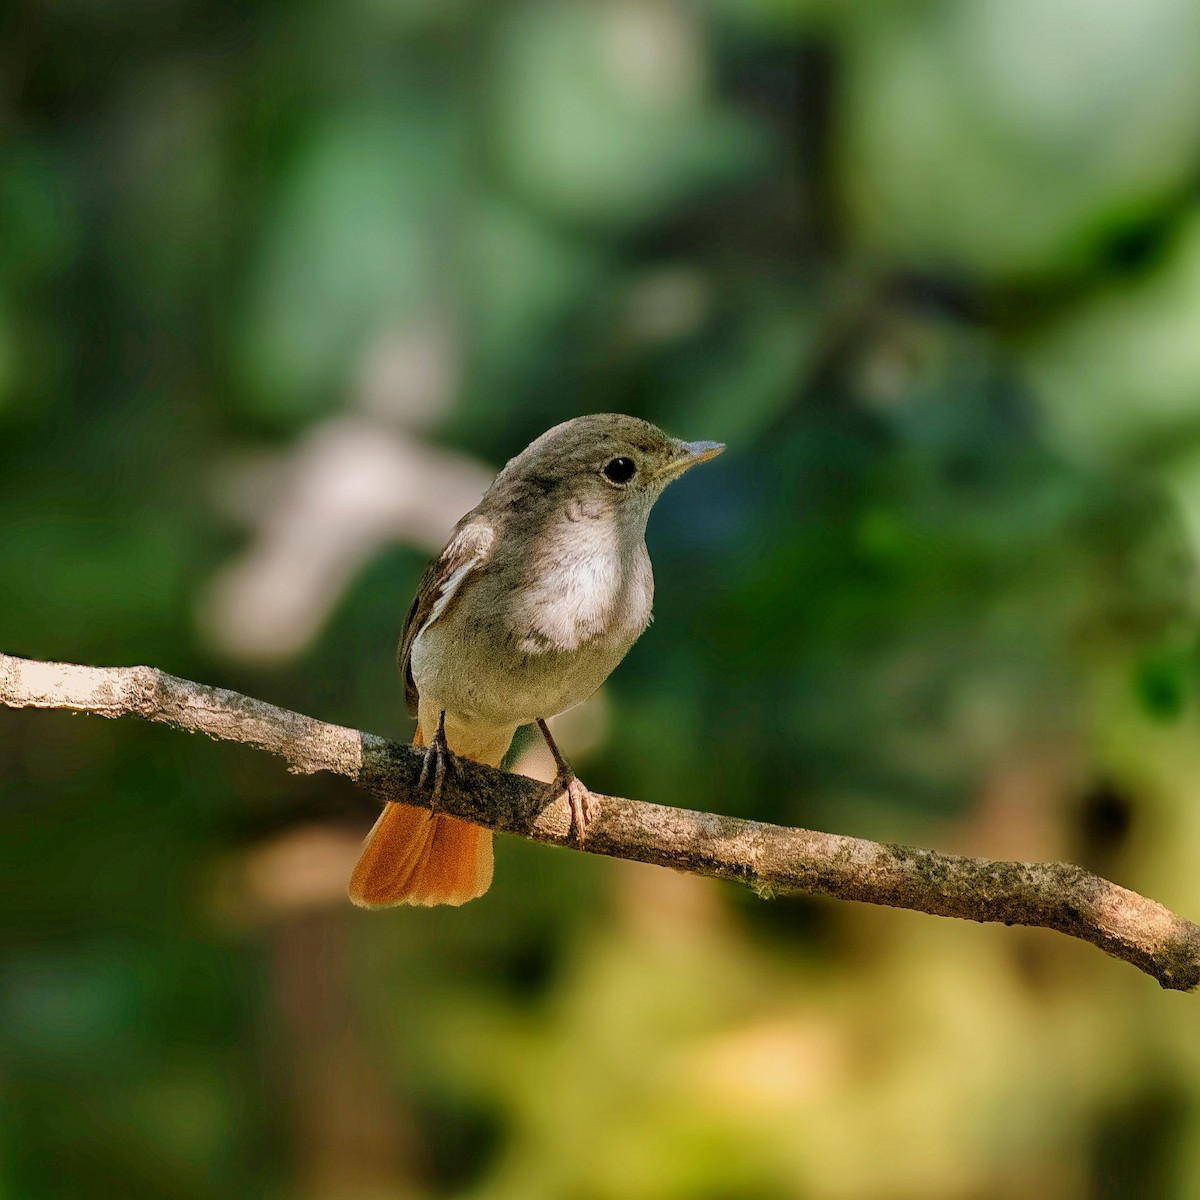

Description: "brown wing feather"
397 521 494 715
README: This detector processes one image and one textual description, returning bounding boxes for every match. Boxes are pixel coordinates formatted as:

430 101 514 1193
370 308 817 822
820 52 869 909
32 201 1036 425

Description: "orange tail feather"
348 724 495 908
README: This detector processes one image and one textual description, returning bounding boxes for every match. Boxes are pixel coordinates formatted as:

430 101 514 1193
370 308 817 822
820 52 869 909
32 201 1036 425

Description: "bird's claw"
534 717 596 847
417 718 456 810
548 771 595 848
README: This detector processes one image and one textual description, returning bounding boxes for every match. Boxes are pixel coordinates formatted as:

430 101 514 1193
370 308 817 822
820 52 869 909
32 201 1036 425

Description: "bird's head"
498 413 723 533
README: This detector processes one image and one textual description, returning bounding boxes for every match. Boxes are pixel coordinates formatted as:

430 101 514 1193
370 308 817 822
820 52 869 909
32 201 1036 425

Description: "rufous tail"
348 725 496 908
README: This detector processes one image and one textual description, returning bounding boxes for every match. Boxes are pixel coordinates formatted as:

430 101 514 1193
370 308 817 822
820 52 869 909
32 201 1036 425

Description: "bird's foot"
535 718 596 847
547 770 595 849
417 711 457 811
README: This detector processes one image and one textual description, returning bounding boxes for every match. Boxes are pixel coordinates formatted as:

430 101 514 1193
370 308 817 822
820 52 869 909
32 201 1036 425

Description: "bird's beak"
658 439 725 481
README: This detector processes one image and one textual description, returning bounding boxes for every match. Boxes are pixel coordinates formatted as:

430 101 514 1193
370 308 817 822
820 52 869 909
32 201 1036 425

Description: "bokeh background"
6 0 1200 1196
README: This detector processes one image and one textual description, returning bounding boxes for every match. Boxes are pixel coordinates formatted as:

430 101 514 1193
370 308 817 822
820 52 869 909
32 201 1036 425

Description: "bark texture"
3 651 1199 990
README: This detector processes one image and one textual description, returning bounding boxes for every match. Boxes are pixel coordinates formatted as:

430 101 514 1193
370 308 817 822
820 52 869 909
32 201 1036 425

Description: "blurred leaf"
1024 213 1200 462
490 2 765 226
238 106 455 419
840 0 1200 277
1135 649 1188 720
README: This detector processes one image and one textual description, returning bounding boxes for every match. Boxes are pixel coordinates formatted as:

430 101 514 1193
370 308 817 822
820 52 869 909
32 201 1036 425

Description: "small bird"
348 413 723 907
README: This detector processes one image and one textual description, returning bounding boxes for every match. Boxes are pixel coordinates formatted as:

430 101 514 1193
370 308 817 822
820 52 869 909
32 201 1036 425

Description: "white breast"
520 514 627 653
410 507 653 727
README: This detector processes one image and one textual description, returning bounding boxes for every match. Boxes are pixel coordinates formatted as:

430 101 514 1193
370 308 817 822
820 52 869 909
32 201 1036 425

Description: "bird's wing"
397 521 494 715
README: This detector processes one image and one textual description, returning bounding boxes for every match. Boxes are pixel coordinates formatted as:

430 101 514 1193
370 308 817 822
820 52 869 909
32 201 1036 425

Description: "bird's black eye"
602 456 637 485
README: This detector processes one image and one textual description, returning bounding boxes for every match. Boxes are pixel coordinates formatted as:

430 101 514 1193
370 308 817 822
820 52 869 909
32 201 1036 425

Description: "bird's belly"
410 619 635 726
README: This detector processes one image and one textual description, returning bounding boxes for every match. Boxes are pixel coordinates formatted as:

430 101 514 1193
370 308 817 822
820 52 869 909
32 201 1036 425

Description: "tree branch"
3 650 1198 991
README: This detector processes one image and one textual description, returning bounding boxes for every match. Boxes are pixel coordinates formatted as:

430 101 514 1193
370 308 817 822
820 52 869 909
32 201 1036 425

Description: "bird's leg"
537 718 595 847
417 709 456 811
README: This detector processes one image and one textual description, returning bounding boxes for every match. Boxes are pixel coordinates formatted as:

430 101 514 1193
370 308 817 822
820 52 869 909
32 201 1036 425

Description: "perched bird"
348 413 723 907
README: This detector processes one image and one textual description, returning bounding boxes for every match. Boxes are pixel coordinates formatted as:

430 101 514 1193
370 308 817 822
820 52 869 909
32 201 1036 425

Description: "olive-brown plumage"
349 414 723 908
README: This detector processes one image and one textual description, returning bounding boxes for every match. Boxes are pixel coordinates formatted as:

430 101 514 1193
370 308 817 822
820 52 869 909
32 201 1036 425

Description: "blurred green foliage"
6 1 1200 1197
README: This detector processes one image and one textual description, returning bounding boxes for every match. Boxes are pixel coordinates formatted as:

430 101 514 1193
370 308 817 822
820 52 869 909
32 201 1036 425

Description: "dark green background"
5 1 1200 1196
